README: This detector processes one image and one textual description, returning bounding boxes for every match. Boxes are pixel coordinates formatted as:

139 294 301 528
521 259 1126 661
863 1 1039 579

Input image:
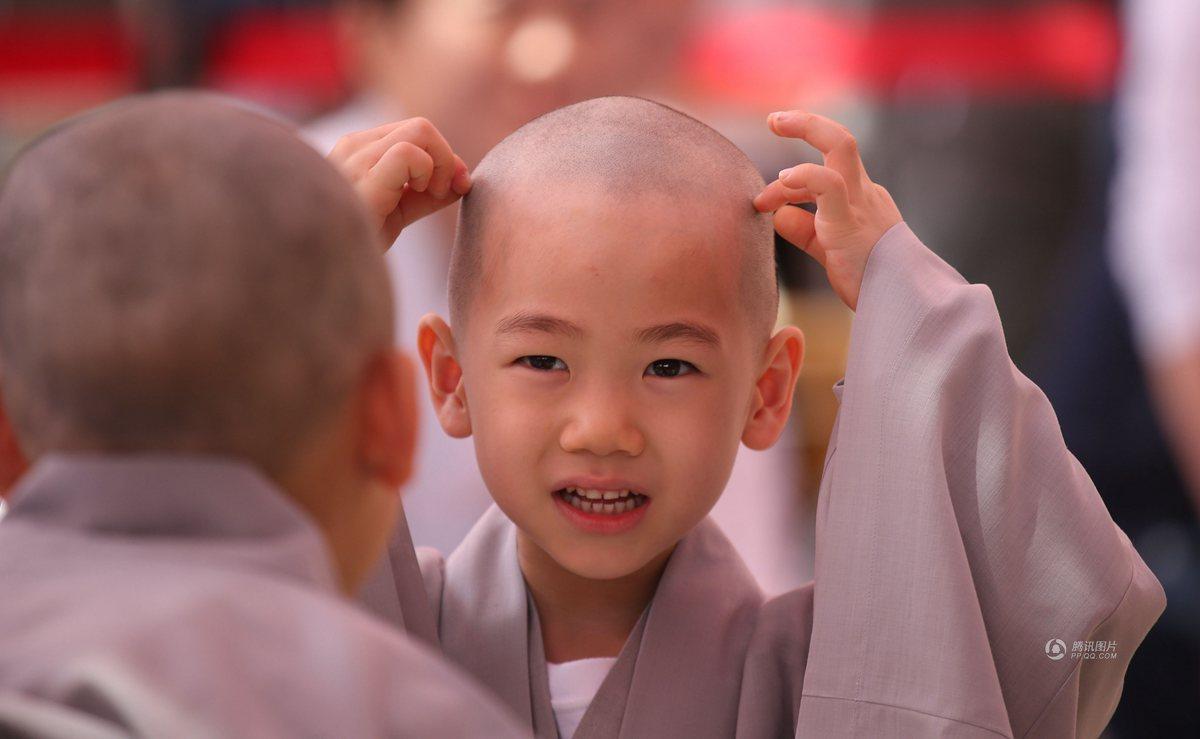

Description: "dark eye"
645 359 697 378
518 355 567 372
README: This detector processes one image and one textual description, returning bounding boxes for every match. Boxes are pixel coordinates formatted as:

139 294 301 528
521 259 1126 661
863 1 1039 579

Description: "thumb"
774 206 826 266
394 190 464 235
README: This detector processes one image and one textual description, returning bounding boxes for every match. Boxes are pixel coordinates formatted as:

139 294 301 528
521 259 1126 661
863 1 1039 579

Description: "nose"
558 384 645 458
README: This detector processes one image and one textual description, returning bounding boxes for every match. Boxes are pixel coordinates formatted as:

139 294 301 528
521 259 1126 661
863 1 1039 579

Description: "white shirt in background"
546 657 617 738
1110 0 1200 361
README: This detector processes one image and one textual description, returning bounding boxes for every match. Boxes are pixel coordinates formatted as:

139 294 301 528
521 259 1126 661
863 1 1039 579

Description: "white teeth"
560 488 646 515
567 488 633 499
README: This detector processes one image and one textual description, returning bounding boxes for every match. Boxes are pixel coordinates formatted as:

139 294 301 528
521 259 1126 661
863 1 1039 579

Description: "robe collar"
4 453 338 592
441 506 764 738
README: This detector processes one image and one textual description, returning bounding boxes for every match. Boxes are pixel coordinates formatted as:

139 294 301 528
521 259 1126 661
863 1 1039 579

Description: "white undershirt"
546 657 617 738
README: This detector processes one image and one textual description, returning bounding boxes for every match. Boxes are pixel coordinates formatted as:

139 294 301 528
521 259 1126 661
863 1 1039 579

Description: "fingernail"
772 111 799 124
778 167 793 181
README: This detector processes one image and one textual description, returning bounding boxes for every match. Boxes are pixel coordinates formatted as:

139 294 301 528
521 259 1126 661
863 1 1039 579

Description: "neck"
273 425 395 597
517 532 673 663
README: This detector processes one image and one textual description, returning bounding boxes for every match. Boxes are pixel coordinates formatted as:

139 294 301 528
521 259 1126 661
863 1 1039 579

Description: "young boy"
0 94 524 738
357 96 1164 737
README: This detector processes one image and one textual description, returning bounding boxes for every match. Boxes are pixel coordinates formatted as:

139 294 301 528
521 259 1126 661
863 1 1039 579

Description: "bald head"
0 93 392 475
450 96 777 336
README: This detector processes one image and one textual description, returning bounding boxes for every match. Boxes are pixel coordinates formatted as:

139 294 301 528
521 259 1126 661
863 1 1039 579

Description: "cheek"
462 369 559 501
642 380 749 509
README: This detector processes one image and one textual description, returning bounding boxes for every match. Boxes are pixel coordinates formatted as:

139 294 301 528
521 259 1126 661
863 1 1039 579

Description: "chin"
550 540 664 581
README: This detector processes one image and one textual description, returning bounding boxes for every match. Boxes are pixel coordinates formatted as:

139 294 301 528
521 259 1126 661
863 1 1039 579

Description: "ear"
358 349 419 490
741 326 805 451
416 313 472 438
0 389 30 499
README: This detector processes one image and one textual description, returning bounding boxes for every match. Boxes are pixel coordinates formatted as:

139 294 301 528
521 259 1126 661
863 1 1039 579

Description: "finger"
341 117 459 199
768 111 865 193
380 141 435 193
358 142 434 222
393 188 464 235
774 205 825 265
777 163 850 222
369 117 458 199
768 111 847 151
393 118 457 199
450 155 472 196
339 123 418 181
327 121 405 166
754 179 815 213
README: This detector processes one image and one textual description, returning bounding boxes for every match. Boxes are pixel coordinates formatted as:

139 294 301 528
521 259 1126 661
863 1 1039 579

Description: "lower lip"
552 491 650 535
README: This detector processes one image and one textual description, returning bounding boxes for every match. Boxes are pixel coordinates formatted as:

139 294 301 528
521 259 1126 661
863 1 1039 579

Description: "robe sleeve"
795 223 1166 738
737 585 814 739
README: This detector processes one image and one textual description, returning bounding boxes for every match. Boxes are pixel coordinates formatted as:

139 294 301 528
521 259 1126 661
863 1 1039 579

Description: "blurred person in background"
1022 0 1200 734
1105 0 1200 733
306 0 811 593
858 0 1098 371
118 0 295 88
1111 0 1200 525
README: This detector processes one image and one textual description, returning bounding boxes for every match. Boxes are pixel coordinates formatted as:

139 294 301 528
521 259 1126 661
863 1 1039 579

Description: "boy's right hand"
327 118 472 247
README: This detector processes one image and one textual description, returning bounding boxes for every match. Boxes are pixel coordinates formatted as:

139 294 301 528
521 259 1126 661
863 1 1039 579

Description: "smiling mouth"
555 487 649 515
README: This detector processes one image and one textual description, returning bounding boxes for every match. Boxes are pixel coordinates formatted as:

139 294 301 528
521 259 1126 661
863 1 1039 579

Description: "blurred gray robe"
365 223 1165 738
0 456 526 738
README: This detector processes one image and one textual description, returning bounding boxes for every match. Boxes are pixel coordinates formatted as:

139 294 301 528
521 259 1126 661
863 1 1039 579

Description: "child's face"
443 187 785 580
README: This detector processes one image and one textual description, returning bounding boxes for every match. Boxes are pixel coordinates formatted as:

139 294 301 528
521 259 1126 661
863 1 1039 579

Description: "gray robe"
364 223 1166 738
0 455 526 738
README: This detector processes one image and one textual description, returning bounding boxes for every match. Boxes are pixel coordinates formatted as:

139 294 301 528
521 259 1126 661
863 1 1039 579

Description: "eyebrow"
495 311 585 338
636 322 721 347
494 312 721 348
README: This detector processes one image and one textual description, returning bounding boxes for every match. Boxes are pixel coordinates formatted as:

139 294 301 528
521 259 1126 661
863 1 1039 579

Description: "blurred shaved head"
450 96 777 337
0 92 393 475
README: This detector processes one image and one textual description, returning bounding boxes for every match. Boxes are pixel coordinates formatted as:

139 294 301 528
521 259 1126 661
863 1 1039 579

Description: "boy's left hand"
327 117 472 247
754 111 902 311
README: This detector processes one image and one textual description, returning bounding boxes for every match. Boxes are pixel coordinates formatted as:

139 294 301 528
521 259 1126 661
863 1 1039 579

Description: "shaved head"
0 92 392 475
450 96 777 338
